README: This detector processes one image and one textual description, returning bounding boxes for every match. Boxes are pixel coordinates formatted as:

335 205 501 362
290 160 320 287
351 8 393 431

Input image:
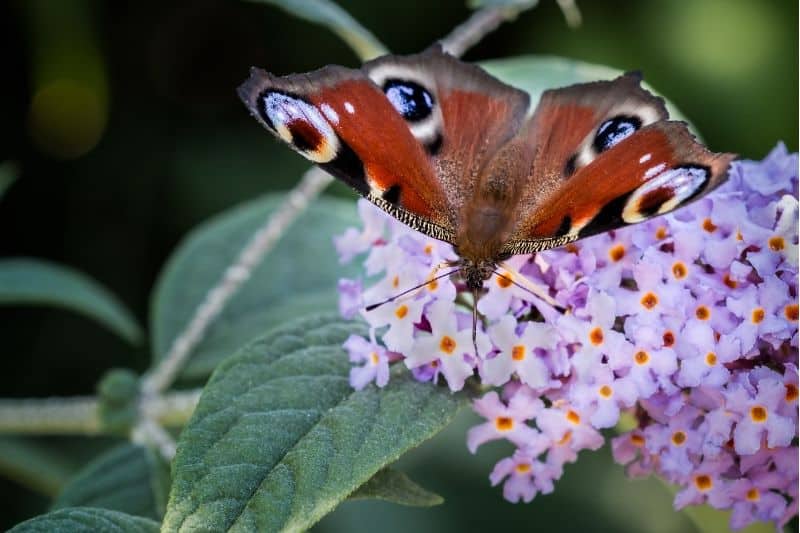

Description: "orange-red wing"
504 121 736 254
238 64 455 241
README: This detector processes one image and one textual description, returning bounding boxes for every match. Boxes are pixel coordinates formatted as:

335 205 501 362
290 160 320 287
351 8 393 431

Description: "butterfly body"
238 46 735 293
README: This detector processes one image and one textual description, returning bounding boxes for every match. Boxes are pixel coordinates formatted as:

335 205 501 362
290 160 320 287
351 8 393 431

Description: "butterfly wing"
502 74 736 254
238 46 529 245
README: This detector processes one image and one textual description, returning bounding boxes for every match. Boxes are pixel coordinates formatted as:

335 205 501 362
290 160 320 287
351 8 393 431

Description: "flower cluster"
336 144 798 530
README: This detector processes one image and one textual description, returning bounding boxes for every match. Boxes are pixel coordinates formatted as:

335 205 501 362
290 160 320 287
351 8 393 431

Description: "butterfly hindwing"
503 75 735 254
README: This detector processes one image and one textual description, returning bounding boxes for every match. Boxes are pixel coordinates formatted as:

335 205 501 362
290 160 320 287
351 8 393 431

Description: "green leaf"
53 444 170 520
150 193 361 381
0 437 78 496
9 507 159 533
481 55 696 131
162 314 465 532
246 0 388 60
0 258 142 344
0 161 19 199
349 468 444 507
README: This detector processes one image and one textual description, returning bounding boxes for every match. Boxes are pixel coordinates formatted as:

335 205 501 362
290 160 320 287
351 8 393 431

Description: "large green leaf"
481 55 695 129
246 0 387 60
162 315 465 532
8 507 159 533
0 258 142 344
150 193 361 381
52 444 170 521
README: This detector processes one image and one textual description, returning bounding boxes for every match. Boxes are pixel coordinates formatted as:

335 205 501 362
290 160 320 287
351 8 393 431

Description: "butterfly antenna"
364 268 461 312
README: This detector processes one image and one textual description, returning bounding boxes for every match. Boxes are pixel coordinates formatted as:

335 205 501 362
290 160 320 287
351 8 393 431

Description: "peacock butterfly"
237 45 735 301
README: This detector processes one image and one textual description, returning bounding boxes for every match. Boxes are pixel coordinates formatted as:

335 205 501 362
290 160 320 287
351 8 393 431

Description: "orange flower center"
768 236 785 251
392 275 400 288
751 308 765 324
515 463 531 474
557 430 573 445
566 410 581 425
784 304 799 322
511 345 526 361
723 272 738 289
672 262 688 279
495 417 514 431
663 331 675 347
423 244 433 255
640 292 659 310
394 305 408 319
609 244 626 262
496 274 512 288
370 352 380 365
630 434 645 447
439 335 457 355
671 431 687 446
598 385 613 398
589 327 604 346
746 488 760 501
702 218 717 232
695 305 711 320
705 352 717 366
655 226 668 240
634 350 650 365
785 384 798 402
750 405 767 422
694 475 713 491
426 279 438 291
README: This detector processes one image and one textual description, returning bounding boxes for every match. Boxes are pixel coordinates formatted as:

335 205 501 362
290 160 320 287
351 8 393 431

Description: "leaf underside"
150 194 361 381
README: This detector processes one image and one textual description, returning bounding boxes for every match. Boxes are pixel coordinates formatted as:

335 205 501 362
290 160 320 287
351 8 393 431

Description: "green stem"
0 396 101 434
0 390 201 435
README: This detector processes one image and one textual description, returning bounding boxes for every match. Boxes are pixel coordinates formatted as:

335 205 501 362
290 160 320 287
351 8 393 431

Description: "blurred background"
0 0 797 530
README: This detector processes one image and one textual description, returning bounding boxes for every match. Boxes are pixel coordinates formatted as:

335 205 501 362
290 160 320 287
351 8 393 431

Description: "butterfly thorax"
455 139 528 289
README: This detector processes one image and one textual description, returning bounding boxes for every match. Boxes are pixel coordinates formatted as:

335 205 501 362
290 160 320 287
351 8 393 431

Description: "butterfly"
238 45 735 306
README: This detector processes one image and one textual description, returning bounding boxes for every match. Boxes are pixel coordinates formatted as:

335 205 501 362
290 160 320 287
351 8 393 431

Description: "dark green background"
1 0 797 531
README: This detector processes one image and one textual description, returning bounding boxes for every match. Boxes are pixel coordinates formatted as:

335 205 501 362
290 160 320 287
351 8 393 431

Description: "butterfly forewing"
238 62 456 242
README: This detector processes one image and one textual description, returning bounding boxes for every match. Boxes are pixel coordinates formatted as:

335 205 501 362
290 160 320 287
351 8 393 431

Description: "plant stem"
0 396 101 434
439 6 524 59
141 167 333 396
0 390 201 435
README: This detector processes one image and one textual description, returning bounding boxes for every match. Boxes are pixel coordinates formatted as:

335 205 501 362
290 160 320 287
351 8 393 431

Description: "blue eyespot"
593 115 642 152
383 79 434 122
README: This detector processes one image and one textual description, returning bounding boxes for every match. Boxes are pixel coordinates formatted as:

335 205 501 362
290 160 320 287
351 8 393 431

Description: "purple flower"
405 299 489 392
334 144 798 527
482 315 557 389
490 449 560 503
725 370 795 455
343 334 390 390
467 388 543 452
